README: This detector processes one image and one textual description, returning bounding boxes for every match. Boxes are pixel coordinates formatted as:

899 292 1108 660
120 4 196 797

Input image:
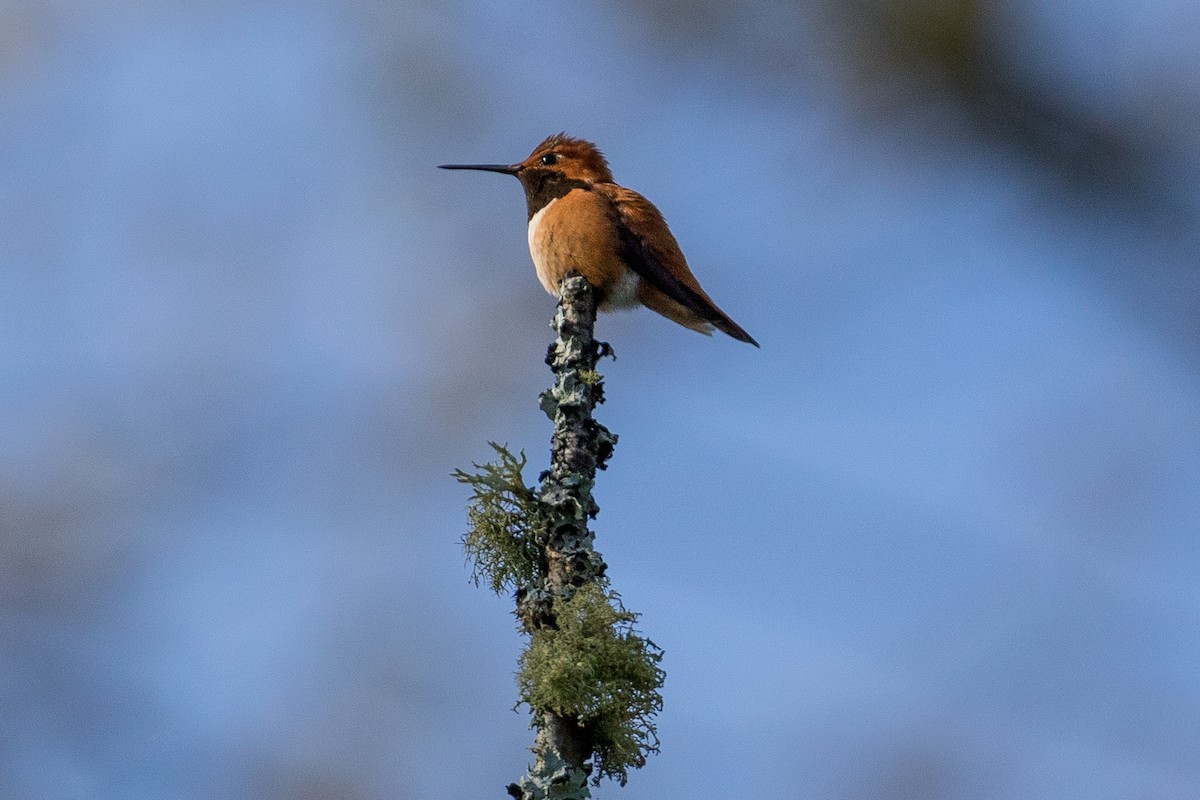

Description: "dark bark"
511 274 616 800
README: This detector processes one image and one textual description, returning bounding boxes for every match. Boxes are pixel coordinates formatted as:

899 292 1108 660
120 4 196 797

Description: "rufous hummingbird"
440 134 759 346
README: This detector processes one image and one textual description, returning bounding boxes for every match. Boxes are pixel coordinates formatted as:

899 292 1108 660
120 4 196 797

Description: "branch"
458 274 662 799
515 274 612 798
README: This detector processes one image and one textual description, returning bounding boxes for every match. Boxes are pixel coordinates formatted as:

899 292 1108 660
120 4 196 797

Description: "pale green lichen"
458 278 661 793
518 584 665 786
454 443 546 594
506 751 590 800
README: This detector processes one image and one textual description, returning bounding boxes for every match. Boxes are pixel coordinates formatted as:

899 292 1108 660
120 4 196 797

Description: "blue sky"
3 2 1199 798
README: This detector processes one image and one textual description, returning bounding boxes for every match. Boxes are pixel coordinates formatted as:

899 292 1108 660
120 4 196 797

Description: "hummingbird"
440 134 758 346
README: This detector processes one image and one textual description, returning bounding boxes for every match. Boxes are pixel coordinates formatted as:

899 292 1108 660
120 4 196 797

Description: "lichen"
517 584 665 786
457 277 662 795
454 443 547 594
506 751 590 800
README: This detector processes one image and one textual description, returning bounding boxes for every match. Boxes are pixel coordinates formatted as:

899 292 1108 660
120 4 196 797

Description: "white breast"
527 198 559 296
600 268 641 310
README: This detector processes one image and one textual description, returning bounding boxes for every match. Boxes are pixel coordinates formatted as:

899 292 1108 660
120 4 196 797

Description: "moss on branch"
519 583 664 786
456 275 664 796
454 443 546 595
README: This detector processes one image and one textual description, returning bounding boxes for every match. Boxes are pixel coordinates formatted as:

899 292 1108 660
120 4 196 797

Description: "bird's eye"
540 153 559 166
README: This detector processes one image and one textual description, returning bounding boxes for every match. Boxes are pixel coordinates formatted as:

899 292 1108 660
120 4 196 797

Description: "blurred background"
3 1 1199 798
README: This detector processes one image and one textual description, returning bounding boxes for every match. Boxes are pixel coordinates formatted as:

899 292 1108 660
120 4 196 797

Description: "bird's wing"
603 184 758 345
604 185 714 312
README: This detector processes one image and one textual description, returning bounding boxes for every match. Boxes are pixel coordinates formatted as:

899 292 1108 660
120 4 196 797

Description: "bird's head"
439 133 615 217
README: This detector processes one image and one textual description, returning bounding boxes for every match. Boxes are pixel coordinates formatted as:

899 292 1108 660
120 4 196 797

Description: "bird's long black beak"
438 163 521 175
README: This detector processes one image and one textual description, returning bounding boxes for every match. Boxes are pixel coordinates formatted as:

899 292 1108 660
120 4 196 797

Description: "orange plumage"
441 134 758 346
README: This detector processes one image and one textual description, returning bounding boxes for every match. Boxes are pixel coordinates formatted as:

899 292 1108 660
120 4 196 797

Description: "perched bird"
440 134 758 346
